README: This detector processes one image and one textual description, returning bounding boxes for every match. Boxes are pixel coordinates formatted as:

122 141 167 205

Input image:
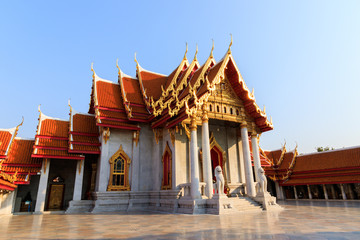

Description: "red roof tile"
96 81 125 110
0 130 13 157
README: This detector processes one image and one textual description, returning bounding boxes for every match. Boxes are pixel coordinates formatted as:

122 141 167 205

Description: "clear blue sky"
1 1 359 153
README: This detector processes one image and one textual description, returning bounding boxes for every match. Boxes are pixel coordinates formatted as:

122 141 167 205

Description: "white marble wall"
0 190 16 214
173 131 188 188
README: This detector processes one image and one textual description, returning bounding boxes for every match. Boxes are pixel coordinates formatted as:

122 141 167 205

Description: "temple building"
0 42 359 215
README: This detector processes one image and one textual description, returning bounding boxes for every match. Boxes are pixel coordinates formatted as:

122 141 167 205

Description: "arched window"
107 145 131 191
161 142 172 190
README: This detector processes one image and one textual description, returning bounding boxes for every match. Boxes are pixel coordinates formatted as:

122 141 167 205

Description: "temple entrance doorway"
210 147 224 182
47 184 65 211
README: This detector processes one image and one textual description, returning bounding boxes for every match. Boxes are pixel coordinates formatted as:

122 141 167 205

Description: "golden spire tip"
183 42 188 60
38 104 41 113
116 58 121 75
194 44 198 61
134 52 138 65
228 34 233 53
210 39 214 58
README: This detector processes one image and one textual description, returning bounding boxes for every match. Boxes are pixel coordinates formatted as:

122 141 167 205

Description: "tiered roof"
69 107 101 154
264 145 360 186
89 42 273 133
2 138 42 184
281 146 360 186
0 127 19 191
32 109 84 160
33 106 100 160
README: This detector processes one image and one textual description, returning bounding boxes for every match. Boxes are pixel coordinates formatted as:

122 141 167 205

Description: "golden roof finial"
68 99 72 114
228 33 233 53
251 88 254 97
116 58 121 76
210 39 214 58
91 62 95 78
38 104 42 114
263 105 266 114
16 116 24 130
134 52 138 66
194 44 198 61
270 116 273 125
183 43 188 60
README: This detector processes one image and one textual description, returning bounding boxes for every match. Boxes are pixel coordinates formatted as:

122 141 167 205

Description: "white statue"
258 167 268 194
214 165 225 195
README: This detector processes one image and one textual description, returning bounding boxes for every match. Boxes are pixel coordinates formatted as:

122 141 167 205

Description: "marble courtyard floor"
1 201 360 240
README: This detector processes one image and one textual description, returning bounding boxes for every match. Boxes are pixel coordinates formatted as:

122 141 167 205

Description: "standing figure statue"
258 167 268 194
214 166 225 195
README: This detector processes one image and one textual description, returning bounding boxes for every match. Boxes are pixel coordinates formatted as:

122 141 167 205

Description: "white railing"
178 182 206 198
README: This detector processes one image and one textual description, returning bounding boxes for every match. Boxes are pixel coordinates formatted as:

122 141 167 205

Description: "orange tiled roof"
0 130 14 158
138 69 168 101
69 112 100 154
264 146 360 186
33 112 84 160
96 81 125 110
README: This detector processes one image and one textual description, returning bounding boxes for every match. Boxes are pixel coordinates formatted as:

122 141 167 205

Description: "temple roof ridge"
299 145 360 157
14 137 34 141
0 127 16 133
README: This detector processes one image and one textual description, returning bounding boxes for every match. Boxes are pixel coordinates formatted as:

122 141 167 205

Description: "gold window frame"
107 145 131 191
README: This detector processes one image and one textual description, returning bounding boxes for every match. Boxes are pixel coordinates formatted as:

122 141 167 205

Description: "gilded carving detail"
102 127 110 144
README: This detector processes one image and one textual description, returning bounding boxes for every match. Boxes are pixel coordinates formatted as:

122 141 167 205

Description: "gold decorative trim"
102 127 110 144
133 130 140 146
181 121 191 140
0 171 17 183
107 145 131 191
168 128 175 146
153 129 163 144
209 133 229 190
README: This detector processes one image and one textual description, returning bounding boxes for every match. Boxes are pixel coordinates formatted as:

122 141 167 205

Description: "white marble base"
254 192 283 211
65 200 94 214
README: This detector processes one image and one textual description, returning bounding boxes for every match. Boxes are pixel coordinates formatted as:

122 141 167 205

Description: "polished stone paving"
1 200 360 239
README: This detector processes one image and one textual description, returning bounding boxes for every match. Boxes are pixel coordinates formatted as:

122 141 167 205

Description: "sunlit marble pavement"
1 201 360 240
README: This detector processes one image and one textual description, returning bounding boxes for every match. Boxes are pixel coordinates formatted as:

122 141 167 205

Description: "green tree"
316 146 334 152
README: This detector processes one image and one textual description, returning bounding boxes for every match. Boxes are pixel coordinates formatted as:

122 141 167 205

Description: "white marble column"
251 132 262 183
322 184 328 200
330 184 336 199
293 186 298 199
340 184 347 200
72 160 84 201
307 185 313 199
96 128 110 192
201 107 213 199
190 116 201 199
240 122 256 197
35 159 50 213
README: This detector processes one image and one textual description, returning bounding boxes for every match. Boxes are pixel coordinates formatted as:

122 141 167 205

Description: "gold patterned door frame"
161 142 172 190
107 145 131 191
209 133 229 190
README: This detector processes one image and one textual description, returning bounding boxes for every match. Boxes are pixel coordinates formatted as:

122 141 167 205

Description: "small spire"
194 44 198 61
116 58 121 76
183 43 188 60
38 104 42 114
16 116 24 129
134 52 138 66
210 39 214 58
91 62 95 78
68 99 72 113
270 116 273 125
228 33 233 53
251 88 254 97
263 105 266 114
